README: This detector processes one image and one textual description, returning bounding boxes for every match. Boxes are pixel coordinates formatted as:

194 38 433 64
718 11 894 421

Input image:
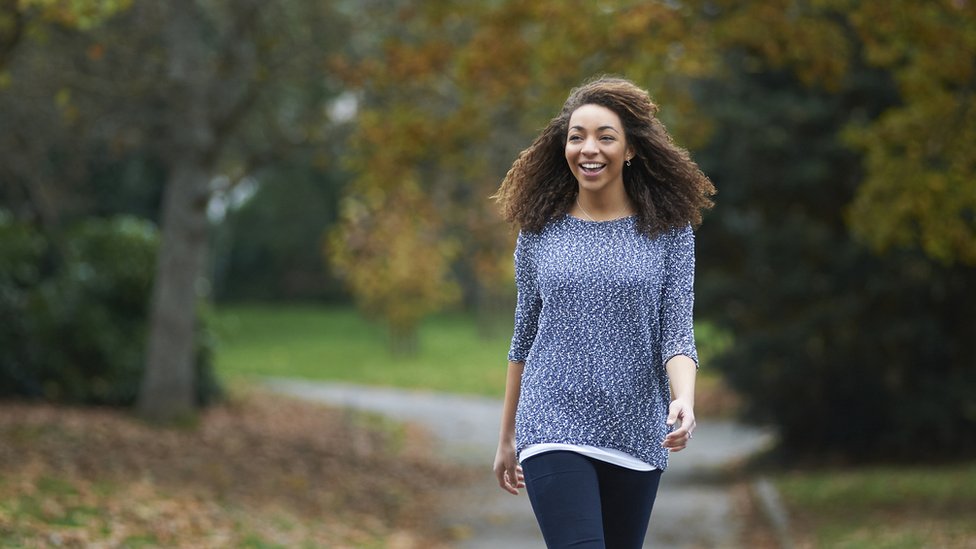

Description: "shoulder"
515 228 541 253
635 222 693 246
514 227 545 264
518 215 569 244
646 224 694 258
517 228 542 243
665 223 694 244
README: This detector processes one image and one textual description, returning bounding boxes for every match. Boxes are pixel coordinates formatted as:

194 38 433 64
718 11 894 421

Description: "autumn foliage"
326 0 976 459
329 0 976 348
1 0 973 459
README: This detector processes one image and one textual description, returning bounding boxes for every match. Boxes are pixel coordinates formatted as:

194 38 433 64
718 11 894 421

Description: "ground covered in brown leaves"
0 391 470 548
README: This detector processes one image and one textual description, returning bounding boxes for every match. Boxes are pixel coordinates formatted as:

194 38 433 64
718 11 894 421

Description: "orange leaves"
328 178 461 344
454 20 532 103
84 41 102 60
711 0 852 88
381 37 455 85
835 0 976 264
706 0 976 265
330 0 976 335
0 396 458 547
845 91 976 265
847 0 976 91
329 0 723 337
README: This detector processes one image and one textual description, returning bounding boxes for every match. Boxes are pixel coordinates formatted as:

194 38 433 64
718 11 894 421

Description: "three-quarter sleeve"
660 224 699 368
508 231 542 362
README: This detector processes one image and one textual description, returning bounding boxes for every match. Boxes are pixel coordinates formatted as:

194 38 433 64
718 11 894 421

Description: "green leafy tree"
1 0 348 420
134 0 347 421
213 164 347 302
0 0 130 71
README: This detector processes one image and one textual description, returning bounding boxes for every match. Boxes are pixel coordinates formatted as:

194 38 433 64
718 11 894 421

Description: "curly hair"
493 76 715 236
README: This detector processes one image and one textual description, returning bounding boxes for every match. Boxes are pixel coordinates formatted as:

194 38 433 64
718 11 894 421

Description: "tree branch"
0 0 26 70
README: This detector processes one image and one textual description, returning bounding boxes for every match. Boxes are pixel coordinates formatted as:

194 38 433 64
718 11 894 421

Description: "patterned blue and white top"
508 214 698 471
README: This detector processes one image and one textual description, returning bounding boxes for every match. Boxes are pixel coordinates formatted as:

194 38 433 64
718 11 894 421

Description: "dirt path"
266 378 772 548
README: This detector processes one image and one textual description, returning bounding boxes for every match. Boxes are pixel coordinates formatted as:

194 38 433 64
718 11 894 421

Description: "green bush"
0 211 48 395
0 213 220 406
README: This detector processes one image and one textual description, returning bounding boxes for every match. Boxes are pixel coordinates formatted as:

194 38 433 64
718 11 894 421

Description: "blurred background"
1 0 974 547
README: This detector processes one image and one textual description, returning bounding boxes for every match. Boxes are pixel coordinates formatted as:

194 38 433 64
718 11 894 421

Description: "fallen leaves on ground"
0 390 470 548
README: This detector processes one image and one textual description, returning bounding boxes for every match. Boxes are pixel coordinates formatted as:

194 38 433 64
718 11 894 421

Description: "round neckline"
564 213 637 224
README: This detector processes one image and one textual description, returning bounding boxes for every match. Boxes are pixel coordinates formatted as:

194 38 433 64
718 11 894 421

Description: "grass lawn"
212 303 734 400
212 304 513 397
771 463 976 548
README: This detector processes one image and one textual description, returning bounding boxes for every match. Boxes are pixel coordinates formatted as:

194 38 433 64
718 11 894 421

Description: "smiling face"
565 103 634 194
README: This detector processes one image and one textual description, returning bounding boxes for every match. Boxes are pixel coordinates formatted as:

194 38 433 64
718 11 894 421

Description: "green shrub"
0 213 220 406
0 211 48 395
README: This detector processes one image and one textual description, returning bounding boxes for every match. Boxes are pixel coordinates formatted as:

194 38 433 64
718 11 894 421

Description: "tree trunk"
389 323 419 358
137 0 214 421
0 0 25 71
137 162 211 421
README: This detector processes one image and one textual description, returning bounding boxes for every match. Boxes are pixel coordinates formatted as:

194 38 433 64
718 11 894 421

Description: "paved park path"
266 378 773 549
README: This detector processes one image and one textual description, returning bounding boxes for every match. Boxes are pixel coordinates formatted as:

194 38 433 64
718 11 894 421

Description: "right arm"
493 231 540 495
493 360 525 495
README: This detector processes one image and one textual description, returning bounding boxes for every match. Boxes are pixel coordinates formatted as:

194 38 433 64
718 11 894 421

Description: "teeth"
582 163 604 169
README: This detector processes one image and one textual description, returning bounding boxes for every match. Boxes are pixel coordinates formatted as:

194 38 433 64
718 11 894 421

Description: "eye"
600 135 616 142
568 135 583 142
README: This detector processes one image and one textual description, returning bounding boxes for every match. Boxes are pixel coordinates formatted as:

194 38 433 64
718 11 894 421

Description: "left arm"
659 225 698 452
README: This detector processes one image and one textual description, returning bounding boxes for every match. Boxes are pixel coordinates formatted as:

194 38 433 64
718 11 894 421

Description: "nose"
581 136 599 155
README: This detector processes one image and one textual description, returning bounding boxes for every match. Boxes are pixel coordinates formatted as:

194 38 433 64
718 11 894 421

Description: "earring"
626 158 632 167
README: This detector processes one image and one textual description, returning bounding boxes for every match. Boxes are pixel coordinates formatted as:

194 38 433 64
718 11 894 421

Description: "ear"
626 144 635 162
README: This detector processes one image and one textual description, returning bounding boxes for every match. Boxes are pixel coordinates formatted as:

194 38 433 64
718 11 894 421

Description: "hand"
493 438 525 495
662 397 696 452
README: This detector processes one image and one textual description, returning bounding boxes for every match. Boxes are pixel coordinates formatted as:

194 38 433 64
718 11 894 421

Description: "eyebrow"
569 125 621 133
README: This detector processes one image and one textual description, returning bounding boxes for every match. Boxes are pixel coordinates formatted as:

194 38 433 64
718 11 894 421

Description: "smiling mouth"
580 162 606 175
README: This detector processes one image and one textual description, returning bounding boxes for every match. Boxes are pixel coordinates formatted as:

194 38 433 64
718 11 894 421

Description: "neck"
575 188 633 221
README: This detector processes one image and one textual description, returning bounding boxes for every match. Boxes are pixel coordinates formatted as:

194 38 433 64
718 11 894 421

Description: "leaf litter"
0 390 471 548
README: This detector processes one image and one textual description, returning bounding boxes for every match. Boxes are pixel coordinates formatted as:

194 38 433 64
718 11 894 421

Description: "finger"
499 475 516 495
495 470 508 491
503 468 520 495
494 465 515 493
667 425 690 440
662 429 693 449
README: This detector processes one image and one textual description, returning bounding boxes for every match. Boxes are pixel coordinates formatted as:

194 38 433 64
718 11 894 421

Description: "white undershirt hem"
519 443 657 471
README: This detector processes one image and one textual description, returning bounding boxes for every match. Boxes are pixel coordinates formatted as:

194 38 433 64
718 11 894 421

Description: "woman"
491 76 715 548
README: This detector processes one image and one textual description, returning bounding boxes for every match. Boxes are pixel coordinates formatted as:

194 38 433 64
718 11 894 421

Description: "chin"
577 178 612 193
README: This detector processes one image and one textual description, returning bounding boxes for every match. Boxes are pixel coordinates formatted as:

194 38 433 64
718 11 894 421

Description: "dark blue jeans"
522 451 663 549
